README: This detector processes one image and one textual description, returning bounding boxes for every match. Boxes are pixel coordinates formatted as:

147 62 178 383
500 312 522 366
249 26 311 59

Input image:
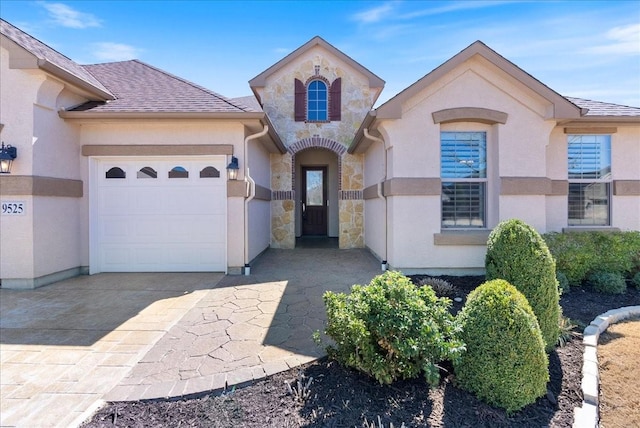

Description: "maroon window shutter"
329 77 342 121
294 78 305 121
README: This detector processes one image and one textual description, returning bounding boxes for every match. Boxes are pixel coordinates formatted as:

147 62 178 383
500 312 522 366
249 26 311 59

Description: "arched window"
168 166 188 178
137 166 157 179
294 77 341 122
105 167 126 179
307 80 327 121
200 166 220 178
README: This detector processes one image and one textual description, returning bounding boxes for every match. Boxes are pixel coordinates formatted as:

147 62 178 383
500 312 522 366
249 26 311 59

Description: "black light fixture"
0 142 17 174
226 156 239 180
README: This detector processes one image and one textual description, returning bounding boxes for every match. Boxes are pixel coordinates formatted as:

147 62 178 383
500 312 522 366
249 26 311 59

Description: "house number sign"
1 201 26 216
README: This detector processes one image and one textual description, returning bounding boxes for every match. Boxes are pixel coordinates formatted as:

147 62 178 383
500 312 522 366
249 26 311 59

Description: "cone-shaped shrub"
454 279 549 413
485 219 560 351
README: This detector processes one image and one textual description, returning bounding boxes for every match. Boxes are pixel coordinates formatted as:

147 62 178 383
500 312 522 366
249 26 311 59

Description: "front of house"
1 19 639 288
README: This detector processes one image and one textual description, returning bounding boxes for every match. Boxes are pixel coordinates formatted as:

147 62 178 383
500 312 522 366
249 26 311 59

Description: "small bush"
556 271 570 295
633 272 640 288
486 219 561 351
544 231 640 285
557 316 578 347
418 277 457 297
454 279 549 413
322 271 464 386
588 271 627 294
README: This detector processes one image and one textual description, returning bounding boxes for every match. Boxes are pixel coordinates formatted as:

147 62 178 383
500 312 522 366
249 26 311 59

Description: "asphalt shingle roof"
0 19 112 97
230 95 262 112
567 97 640 117
73 60 253 113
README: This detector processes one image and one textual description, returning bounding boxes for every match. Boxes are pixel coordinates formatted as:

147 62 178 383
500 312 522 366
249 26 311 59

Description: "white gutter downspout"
243 125 269 275
364 128 388 271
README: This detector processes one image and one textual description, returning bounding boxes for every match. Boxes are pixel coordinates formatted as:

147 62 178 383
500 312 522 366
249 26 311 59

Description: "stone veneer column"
339 153 364 248
270 153 295 248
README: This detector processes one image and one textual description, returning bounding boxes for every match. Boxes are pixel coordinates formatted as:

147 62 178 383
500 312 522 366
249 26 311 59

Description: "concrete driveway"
0 247 381 427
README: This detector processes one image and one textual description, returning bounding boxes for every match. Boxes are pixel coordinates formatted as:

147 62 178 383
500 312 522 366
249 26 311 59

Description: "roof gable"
249 36 385 90
0 18 113 100
376 41 584 121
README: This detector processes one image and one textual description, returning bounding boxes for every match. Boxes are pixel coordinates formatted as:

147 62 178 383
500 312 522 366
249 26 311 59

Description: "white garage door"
94 157 227 272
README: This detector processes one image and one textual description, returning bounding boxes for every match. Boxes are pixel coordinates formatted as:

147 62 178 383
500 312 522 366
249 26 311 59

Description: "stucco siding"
247 134 271 262
612 128 640 180
0 196 34 280
364 197 385 261
0 46 40 176
33 196 82 277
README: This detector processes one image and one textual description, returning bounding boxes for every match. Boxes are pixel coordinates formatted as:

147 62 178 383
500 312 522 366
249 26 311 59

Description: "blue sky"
2 1 639 107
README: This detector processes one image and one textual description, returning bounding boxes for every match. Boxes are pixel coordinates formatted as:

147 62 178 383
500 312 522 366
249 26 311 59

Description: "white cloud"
274 47 291 55
585 23 640 56
352 2 397 24
91 42 141 62
40 2 101 29
399 1 511 20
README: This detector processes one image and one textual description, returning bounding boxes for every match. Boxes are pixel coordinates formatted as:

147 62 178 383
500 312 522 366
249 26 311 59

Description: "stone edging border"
572 305 640 428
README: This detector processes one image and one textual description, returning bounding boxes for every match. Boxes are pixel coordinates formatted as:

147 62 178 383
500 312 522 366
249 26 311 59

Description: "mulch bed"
82 276 640 428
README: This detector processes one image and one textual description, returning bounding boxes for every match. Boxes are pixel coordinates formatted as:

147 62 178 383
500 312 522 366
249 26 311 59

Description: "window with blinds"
567 135 611 226
441 132 487 228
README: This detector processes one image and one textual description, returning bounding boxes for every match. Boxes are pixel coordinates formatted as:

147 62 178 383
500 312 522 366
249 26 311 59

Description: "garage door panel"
133 218 166 240
101 218 130 240
132 188 164 213
100 245 225 271
95 158 227 272
99 188 131 214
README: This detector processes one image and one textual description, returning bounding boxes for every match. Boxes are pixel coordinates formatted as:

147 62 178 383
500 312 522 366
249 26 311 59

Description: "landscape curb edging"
572 305 640 428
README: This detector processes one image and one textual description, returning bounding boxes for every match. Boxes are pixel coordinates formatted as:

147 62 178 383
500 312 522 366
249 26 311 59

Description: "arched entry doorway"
288 137 346 247
295 148 339 238
271 136 363 249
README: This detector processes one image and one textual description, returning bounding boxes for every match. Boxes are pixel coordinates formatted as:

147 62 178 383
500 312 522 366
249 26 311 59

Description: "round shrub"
454 279 549 413
588 271 627 294
485 219 561 351
633 272 640 289
322 270 464 386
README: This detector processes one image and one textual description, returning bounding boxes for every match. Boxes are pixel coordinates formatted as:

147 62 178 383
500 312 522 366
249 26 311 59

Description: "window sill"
434 230 491 246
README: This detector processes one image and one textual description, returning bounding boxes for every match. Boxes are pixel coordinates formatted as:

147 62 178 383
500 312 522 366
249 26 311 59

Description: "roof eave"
561 116 640 126
348 110 378 154
59 110 266 120
38 59 115 100
249 36 385 89
261 114 287 154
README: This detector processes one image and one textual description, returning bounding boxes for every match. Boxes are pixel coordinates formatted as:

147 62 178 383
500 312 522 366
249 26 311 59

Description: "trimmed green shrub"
454 279 549 413
485 219 561 351
633 272 640 288
556 271 570 295
588 271 627 294
322 271 464 386
544 231 640 286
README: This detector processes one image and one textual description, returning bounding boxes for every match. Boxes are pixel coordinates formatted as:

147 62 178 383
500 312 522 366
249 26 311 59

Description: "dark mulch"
83 277 640 428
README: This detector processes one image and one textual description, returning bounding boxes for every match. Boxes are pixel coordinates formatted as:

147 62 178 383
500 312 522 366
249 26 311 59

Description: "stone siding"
264 46 375 249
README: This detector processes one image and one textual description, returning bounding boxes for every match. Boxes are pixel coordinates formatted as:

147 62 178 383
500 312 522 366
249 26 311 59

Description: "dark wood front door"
302 166 327 236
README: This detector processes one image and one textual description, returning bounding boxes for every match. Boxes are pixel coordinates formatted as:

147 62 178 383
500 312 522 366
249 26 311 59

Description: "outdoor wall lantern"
0 142 17 174
226 156 239 180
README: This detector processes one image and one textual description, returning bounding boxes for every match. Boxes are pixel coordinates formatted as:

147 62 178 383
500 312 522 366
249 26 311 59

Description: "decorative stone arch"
288 136 347 194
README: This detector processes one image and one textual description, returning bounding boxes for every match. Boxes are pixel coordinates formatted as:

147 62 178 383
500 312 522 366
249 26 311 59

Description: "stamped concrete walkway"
0 247 380 427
